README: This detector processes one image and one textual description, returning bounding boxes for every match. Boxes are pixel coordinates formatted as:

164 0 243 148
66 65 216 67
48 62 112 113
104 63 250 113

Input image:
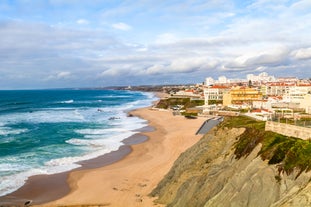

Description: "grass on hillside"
222 116 311 178
156 97 204 110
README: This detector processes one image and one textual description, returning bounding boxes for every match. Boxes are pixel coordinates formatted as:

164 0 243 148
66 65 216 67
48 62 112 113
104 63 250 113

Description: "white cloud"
144 57 217 75
46 71 72 80
291 0 311 12
112 22 132 31
100 69 120 77
155 33 178 45
76 19 89 25
146 64 165 75
291 47 311 60
169 57 215 73
56 71 71 79
223 47 290 70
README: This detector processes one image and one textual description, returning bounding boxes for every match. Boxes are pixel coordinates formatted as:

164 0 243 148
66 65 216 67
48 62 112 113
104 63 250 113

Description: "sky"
0 0 311 89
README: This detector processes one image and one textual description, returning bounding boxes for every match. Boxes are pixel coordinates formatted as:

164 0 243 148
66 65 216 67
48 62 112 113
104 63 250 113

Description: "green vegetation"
156 97 204 110
221 116 265 129
234 127 266 159
222 116 311 178
181 112 198 117
190 99 205 107
223 106 250 113
208 100 223 105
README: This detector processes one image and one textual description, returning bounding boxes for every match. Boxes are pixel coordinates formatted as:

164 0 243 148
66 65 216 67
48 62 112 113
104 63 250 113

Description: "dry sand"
43 107 205 206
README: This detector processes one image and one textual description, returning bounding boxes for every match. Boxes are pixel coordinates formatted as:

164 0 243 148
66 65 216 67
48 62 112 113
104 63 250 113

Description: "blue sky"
0 0 311 89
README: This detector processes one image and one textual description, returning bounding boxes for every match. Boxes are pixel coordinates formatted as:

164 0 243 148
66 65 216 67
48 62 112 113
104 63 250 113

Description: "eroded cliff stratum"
151 116 311 207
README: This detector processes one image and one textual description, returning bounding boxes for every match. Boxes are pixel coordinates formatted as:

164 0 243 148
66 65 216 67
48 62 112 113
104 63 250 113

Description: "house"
223 86 263 107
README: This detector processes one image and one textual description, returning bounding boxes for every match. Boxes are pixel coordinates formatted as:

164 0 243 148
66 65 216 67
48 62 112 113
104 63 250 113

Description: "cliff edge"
151 116 311 207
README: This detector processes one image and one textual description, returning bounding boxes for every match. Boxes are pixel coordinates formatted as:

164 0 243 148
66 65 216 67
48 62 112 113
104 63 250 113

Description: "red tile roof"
210 85 229 89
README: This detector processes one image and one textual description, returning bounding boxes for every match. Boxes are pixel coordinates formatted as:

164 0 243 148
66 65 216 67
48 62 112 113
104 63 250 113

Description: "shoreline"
0 92 158 206
42 107 205 206
0 131 151 206
0 92 205 206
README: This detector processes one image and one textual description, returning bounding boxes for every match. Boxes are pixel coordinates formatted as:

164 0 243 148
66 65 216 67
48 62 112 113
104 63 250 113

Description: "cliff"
150 116 311 207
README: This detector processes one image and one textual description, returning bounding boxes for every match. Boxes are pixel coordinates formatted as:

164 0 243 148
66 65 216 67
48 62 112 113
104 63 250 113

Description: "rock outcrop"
151 125 311 207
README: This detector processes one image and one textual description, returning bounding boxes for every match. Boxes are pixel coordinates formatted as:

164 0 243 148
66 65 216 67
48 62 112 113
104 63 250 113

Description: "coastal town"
151 72 311 124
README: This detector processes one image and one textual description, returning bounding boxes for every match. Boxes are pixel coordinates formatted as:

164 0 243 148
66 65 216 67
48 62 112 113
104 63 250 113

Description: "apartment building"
203 85 230 105
283 85 311 103
262 82 294 96
223 86 263 107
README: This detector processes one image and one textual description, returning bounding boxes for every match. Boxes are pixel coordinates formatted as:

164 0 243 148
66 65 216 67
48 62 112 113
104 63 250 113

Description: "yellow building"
298 94 311 114
223 87 263 106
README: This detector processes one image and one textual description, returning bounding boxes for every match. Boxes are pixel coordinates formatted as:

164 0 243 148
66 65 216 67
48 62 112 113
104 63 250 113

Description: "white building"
218 76 228 84
263 82 294 96
277 77 299 83
253 96 282 111
284 85 311 103
174 89 201 98
247 72 276 83
205 77 215 86
204 85 230 105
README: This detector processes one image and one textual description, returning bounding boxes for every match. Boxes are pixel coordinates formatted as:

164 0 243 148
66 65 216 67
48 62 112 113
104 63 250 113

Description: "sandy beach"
41 106 205 206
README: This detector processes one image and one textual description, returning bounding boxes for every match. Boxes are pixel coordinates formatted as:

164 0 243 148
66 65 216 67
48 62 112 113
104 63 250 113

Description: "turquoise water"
0 89 156 196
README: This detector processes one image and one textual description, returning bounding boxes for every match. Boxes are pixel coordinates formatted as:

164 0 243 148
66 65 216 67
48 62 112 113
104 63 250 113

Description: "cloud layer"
0 0 310 89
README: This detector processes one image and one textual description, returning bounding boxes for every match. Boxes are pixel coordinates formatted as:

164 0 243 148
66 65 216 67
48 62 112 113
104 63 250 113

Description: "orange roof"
252 109 269 113
268 96 283 100
252 109 262 113
297 84 311 86
267 82 295 86
211 85 229 89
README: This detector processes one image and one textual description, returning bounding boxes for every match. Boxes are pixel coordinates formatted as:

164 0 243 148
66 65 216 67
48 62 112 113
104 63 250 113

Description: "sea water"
0 89 157 196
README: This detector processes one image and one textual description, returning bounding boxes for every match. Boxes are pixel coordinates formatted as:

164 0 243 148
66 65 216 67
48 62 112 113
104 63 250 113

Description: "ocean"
0 89 156 196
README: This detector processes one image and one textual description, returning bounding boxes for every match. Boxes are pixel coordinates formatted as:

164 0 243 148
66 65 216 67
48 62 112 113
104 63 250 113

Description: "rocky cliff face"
150 125 311 207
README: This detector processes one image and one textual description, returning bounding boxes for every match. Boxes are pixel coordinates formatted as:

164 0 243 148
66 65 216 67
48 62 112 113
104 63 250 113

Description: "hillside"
150 116 311 207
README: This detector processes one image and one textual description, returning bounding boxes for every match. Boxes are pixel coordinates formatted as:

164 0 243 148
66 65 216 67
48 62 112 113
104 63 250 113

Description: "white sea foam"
95 95 131 98
45 141 123 169
66 138 105 146
60 100 74 104
75 128 120 135
0 156 81 196
0 163 26 173
0 109 86 124
0 167 52 196
67 131 136 146
75 112 147 135
0 127 28 136
0 91 156 126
